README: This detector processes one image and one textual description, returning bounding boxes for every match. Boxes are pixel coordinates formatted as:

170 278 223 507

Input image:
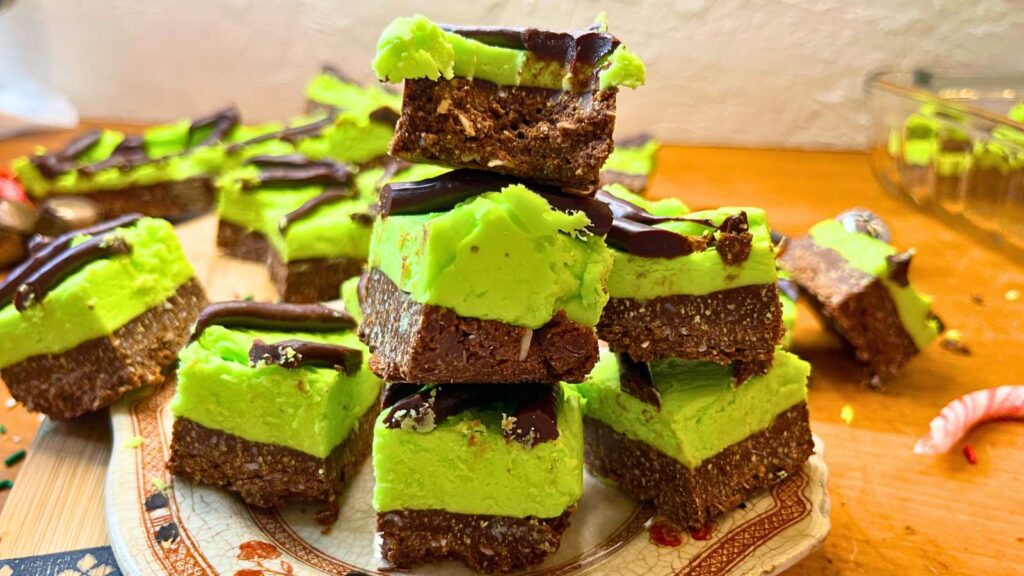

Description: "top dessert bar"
12 107 244 220
778 211 941 382
359 169 614 383
596 185 783 372
0 216 206 418
599 134 661 195
373 15 646 191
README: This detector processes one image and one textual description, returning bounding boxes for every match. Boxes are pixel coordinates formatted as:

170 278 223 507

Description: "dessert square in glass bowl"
865 70 1024 262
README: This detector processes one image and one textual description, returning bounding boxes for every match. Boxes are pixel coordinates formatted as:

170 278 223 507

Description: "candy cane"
913 386 1024 455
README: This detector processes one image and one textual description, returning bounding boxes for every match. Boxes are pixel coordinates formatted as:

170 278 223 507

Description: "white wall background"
1 0 1022 149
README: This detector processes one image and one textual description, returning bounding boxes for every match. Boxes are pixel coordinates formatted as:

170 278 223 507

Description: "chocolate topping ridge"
441 24 620 70
506 383 560 446
248 338 362 373
383 383 561 447
245 155 353 190
13 233 132 311
29 130 103 179
616 352 660 409
886 249 914 287
379 169 611 233
190 301 356 342
278 190 352 232
0 214 142 308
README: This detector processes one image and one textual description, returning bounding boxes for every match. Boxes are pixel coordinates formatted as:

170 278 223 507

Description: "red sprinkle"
690 523 715 541
648 519 684 547
962 444 978 465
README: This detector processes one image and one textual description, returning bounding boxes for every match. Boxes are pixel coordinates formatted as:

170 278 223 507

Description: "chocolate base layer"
216 220 271 263
584 403 813 530
778 236 919 381
0 279 208 419
391 78 616 191
378 507 574 574
359 268 598 383
69 177 215 222
599 170 649 195
268 249 364 304
168 404 377 525
597 283 783 366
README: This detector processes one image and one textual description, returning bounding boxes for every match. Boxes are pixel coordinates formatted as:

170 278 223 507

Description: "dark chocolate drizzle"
0 214 142 308
189 106 241 147
379 169 612 234
245 155 353 190
597 190 753 261
381 383 421 410
383 383 560 447
616 353 661 409
278 190 351 232
248 338 362 373
32 107 240 179
506 384 560 446
441 24 619 73
886 250 914 287
29 130 103 179
227 112 338 153
13 233 132 311
189 301 356 342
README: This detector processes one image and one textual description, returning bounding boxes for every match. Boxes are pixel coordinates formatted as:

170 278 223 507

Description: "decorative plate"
106 382 830 576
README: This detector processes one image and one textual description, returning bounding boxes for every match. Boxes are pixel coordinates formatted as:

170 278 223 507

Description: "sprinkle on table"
962 444 978 465
0 424 6 435
4 449 26 467
0 479 12 491
1005 289 1021 302
124 436 146 449
151 477 169 491
940 329 972 356
840 404 855 425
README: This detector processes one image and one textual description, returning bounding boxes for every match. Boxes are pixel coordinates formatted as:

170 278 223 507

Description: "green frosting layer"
369 184 613 328
170 326 381 459
574 348 809 468
218 162 450 263
373 385 583 518
0 218 195 367
603 138 660 176
606 204 778 300
372 15 645 91
305 72 402 115
809 219 940 350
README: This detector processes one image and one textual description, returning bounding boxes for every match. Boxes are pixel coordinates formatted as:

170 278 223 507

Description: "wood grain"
0 126 1022 574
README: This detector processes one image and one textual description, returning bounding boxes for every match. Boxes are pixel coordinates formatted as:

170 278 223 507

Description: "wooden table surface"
0 125 1022 574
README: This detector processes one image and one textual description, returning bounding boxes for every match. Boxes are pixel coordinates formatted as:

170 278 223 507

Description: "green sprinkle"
124 436 145 449
151 477 168 491
4 449 26 467
0 479 12 491
0 424 6 434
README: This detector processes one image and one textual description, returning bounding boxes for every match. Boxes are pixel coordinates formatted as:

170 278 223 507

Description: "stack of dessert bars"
355 14 644 574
